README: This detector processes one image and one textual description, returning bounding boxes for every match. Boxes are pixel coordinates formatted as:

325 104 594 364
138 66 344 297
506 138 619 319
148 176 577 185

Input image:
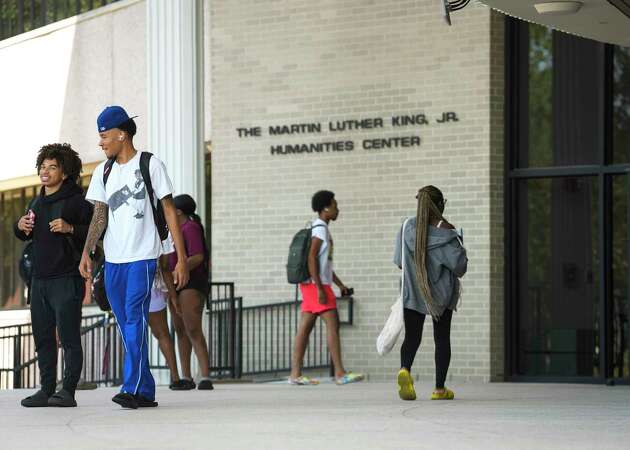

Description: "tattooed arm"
79 201 108 279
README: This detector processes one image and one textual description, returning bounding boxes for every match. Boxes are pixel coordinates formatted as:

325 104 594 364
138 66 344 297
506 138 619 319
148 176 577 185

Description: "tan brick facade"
209 0 505 382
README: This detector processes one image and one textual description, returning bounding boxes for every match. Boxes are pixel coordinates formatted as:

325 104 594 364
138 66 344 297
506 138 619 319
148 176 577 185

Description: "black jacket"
14 179 93 279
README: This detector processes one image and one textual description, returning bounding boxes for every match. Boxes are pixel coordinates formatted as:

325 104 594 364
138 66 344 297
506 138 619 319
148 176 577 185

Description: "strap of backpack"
102 157 115 187
98 158 115 242
140 151 156 207
139 152 162 234
309 223 327 245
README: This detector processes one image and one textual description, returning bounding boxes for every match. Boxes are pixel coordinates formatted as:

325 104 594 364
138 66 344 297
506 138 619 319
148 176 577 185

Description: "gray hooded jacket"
393 217 468 317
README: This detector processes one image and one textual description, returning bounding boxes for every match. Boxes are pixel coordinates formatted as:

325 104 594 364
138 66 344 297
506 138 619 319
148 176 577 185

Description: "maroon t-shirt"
169 219 207 282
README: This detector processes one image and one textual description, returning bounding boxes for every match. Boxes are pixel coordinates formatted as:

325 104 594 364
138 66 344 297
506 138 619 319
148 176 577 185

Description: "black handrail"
240 296 353 377
207 282 354 379
1 282 356 388
0 313 121 389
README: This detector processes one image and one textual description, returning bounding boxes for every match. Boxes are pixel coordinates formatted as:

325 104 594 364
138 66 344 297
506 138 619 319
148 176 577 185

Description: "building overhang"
477 0 630 46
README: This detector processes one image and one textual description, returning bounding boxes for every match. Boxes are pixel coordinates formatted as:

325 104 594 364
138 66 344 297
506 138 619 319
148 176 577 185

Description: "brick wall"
210 0 505 382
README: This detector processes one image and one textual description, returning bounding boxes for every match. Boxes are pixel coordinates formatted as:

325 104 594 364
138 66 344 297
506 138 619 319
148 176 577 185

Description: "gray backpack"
286 223 325 284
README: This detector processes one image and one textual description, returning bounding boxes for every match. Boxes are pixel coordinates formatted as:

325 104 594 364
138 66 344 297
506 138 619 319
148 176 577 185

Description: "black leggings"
400 308 453 389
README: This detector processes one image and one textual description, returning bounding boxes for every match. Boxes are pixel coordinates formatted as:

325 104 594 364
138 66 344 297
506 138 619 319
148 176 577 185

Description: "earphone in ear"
325 208 329 211
119 135 124 141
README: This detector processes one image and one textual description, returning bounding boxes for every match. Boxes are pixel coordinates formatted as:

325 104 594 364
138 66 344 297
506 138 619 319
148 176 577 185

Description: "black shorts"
179 277 209 297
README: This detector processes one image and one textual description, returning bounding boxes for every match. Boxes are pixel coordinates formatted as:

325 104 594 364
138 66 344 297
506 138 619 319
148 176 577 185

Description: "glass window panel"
517 177 600 376
519 24 605 168
523 24 553 168
613 47 630 164
612 175 629 378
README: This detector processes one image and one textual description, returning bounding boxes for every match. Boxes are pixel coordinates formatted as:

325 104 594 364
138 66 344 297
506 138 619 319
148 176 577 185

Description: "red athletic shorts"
300 284 337 314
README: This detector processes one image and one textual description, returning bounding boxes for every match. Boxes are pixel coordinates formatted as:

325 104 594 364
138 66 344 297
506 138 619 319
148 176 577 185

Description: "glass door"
516 177 600 377
611 175 630 379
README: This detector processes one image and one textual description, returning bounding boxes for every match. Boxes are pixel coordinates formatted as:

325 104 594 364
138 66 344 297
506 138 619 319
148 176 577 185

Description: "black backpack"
19 242 35 288
19 197 43 288
89 246 110 312
286 223 325 284
103 151 169 241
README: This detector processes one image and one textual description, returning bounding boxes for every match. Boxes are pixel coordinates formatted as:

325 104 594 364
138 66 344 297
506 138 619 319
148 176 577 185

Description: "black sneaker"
198 379 214 390
112 392 138 409
48 389 77 407
169 379 193 391
181 378 196 390
135 395 158 408
21 389 51 407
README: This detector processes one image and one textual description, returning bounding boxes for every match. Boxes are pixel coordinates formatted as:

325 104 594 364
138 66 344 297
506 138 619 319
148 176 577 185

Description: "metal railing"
0 312 124 389
207 282 241 379
241 296 354 377
207 282 354 379
0 0 120 41
1 282 355 388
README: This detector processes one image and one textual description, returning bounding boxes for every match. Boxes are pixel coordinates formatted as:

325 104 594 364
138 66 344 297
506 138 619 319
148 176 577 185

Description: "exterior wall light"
534 1 583 15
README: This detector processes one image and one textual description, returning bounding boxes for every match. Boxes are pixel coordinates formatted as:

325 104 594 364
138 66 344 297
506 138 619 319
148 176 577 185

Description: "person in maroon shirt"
168 194 213 390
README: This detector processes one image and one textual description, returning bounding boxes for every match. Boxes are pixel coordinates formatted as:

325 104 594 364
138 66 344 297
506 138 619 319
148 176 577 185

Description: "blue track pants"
105 259 157 400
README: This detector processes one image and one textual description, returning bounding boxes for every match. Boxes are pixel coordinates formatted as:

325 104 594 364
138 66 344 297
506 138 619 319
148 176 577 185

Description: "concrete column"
147 0 205 220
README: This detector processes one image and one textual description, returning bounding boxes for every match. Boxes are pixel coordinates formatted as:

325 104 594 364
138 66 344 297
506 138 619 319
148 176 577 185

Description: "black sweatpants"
30 276 84 396
400 308 453 389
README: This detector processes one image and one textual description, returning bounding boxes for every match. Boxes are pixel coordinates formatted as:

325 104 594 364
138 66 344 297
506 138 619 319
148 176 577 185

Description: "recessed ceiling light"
534 1 583 15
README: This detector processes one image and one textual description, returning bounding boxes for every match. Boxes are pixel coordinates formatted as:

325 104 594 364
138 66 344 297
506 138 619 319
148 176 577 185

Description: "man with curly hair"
14 143 93 408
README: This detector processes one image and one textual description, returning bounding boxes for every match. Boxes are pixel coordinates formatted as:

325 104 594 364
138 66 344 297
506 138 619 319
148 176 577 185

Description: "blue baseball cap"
97 106 138 132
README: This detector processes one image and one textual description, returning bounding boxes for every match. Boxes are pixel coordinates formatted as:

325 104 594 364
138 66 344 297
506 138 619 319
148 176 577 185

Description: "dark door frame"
504 17 630 383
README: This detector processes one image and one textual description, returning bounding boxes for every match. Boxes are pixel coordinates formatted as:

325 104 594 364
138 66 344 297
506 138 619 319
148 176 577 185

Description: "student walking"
289 190 364 386
167 194 213 390
394 185 467 401
148 240 189 390
79 105 189 409
15 144 93 408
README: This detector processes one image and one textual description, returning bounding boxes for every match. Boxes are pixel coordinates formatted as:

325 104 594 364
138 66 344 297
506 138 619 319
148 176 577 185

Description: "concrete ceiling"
476 0 630 46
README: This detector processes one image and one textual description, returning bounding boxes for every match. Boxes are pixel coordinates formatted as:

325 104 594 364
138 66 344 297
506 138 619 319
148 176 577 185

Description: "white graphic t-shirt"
310 218 333 285
86 152 174 264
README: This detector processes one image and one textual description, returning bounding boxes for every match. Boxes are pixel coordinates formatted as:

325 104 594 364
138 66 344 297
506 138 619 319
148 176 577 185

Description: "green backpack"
286 223 325 284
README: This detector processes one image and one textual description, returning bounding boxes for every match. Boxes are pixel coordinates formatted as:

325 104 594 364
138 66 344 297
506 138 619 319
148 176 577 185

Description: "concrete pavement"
1 381 629 450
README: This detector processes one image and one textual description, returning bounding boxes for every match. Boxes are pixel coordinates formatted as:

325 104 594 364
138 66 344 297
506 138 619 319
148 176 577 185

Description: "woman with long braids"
393 185 467 401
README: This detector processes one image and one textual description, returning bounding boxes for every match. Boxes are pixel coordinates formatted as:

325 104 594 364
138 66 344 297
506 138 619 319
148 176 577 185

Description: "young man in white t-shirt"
289 190 364 386
79 106 190 409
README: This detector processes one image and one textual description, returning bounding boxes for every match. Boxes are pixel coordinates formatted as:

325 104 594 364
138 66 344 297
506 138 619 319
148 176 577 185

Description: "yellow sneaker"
397 369 416 401
431 388 455 400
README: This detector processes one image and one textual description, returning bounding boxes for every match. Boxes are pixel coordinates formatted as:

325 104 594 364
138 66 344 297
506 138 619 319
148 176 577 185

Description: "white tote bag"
376 219 409 356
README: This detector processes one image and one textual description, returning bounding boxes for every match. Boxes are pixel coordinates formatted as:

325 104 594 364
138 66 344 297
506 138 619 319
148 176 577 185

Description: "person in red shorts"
289 190 364 386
